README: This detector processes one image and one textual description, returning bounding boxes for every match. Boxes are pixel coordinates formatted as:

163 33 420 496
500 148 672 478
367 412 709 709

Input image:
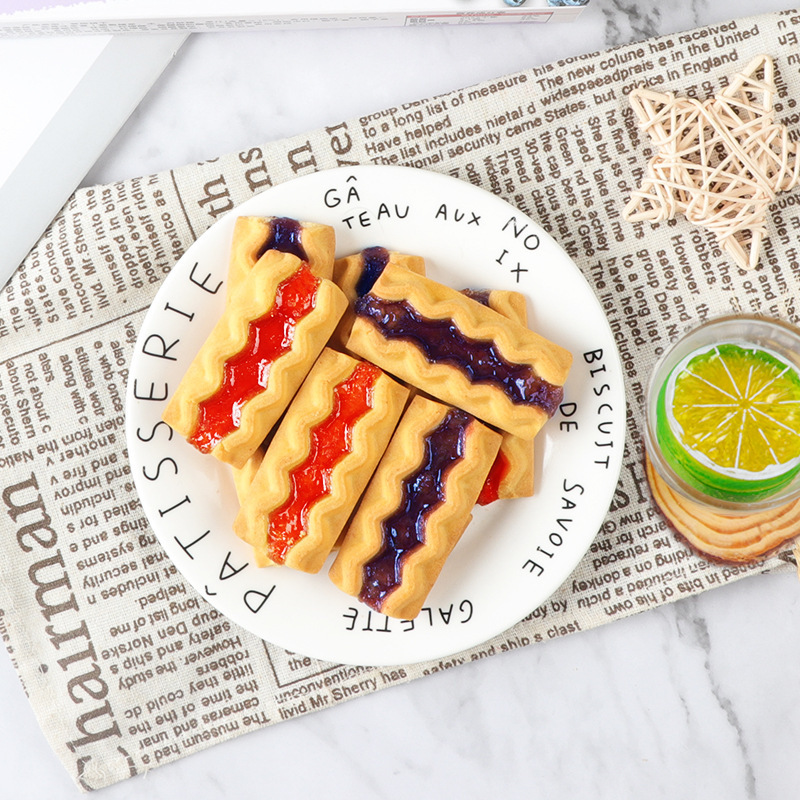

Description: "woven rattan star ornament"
623 55 800 271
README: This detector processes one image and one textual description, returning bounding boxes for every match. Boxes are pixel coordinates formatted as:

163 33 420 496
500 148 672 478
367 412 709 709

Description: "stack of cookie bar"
163 216 572 620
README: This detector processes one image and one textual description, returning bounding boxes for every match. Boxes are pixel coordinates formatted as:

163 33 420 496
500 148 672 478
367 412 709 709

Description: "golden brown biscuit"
162 251 347 468
234 348 409 573
329 395 501 619
477 427 535 504
231 446 276 567
231 445 265 503
346 265 572 440
227 216 335 298
460 288 527 325
462 289 535 503
330 247 425 350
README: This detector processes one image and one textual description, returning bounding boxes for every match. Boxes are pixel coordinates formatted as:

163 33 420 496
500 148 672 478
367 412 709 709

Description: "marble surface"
4 1 800 797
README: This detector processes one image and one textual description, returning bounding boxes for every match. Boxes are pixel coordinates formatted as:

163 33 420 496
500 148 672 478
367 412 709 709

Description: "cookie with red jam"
234 348 409 573
162 251 347 468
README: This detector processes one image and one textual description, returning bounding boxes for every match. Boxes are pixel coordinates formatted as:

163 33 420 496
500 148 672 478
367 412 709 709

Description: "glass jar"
645 315 800 514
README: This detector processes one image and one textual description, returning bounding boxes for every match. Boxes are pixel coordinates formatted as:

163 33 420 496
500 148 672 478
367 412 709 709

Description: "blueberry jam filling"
355 246 391 297
358 408 471 610
354 294 563 414
256 217 307 262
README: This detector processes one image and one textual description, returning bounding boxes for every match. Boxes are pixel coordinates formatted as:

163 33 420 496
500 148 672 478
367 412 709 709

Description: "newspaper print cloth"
1 10 799 791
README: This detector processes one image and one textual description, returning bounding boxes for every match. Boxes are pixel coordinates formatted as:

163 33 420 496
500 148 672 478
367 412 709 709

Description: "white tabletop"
4 2 800 797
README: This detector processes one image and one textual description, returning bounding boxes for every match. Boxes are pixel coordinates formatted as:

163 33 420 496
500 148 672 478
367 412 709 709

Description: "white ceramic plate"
126 165 625 666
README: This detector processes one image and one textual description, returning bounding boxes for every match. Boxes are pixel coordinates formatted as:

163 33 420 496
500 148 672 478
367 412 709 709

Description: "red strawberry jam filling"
358 408 471 613
477 450 510 506
354 295 563 415
189 265 320 453
267 361 381 564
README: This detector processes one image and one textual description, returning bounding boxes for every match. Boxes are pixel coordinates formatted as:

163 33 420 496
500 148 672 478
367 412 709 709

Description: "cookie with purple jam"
347 265 572 440
330 247 425 351
329 395 501 620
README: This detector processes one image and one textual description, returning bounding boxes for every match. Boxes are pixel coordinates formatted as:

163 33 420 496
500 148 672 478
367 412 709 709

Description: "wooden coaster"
645 454 800 563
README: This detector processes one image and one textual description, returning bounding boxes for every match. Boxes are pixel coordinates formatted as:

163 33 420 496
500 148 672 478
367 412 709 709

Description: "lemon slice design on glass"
655 342 800 501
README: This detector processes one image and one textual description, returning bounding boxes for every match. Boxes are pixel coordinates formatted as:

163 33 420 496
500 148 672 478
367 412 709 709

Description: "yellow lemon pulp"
658 343 800 499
